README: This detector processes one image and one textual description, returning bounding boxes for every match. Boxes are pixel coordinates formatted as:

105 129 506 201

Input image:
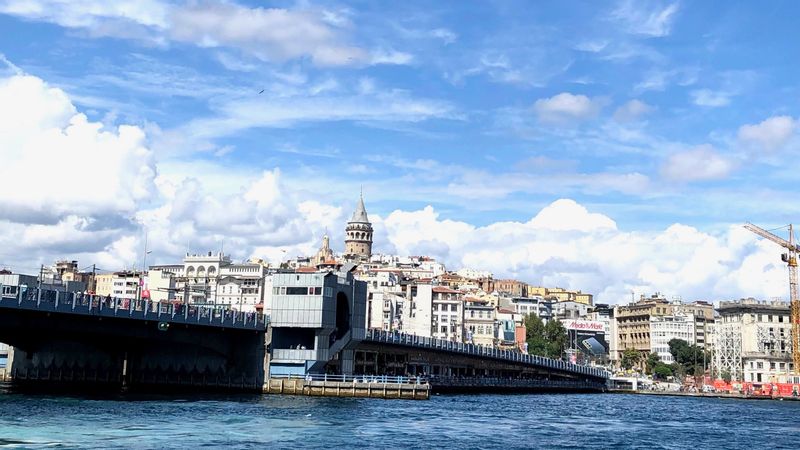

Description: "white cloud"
0 0 378 67
660 145 735 182
370 50 414 65
610 0 680 37
0 74 156 223
430 28 457 45
690 89 732 107
533 92 603 124
613 99 655 122
738 115 796 151
381 200 788 303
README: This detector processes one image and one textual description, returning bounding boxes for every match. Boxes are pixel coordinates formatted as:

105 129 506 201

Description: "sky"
1 0 799 304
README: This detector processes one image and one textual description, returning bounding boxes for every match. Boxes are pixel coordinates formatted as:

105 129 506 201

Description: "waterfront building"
650 315 696 363
268 268 367 376
713 299 797 383
615 294 716 367
344 195 373 262
614 294 672 364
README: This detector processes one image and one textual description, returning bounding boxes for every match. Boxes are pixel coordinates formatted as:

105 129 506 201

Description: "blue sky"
1 0 799 302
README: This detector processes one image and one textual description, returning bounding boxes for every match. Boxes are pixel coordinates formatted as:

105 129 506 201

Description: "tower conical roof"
349 195 370 223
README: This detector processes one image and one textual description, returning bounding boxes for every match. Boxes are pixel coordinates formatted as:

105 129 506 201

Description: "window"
286 287 307 295
440 326 447 333
770 362 776 370
324 287 333 297
451 304 458 312
757 362 763 369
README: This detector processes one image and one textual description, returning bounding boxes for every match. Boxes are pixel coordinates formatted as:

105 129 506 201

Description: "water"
0 388 798 449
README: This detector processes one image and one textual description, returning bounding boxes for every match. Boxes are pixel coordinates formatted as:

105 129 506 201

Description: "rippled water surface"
0 387 798 449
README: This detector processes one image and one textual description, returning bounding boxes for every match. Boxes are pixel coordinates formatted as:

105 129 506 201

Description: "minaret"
344 193 373 261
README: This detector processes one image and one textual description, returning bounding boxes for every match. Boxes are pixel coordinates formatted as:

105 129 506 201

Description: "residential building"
714 299 796 383
431 286 464 342
455 268 492 280
464 298 496 346
509 296 551 321
552 301 591 322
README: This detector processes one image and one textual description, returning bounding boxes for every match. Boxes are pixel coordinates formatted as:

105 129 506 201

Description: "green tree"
543 319 568 359
523 314 548 357
621 348 641 370
721 369 732 383
645 352 661 374
653 363 672 380
668 338 706 377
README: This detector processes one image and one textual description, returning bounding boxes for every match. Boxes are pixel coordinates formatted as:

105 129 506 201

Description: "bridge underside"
353 342 607 393
0 309 266 392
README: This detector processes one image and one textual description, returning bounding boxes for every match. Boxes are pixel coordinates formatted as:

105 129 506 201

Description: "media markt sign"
564 320 605 332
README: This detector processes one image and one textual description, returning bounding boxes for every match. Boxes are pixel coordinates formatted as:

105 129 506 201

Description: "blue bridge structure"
1 275 608 394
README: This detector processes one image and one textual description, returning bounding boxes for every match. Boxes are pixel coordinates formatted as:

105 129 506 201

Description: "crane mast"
744 222 800 374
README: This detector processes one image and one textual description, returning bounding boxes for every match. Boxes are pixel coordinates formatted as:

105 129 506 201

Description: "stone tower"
344 194 373 261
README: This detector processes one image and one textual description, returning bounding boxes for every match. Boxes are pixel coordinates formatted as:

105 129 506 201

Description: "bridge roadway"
0 288 268 391
356 329 608 392
0 287 607 394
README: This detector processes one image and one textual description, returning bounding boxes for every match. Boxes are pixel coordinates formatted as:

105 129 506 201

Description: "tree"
621 348 641 370
645 352 661 375
523 314 548 357
523 314 568 359
668 338 707 378
543 319 568 359
654 363 673 380
721 369 732 383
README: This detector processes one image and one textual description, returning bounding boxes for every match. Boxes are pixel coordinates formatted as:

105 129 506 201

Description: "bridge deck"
0 288 267 331
364 329 607 380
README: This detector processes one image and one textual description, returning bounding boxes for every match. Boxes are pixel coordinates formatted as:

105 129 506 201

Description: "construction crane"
744 222 800 373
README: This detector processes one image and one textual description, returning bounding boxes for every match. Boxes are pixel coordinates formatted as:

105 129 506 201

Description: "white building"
402 283 433 337
148 252 268 312
431 286 464 342
455 268 493 280
650 314 696 363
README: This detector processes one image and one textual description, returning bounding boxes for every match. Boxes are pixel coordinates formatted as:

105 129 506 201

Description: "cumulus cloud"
660 145 735 182
533 92 603 124
610 0 680 37
381 200 788 303
613 99 654 122
0 0 387 67
0 74 156 224
738 115 796 151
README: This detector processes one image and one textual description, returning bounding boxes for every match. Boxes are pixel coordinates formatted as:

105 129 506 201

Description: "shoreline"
611 389 800 402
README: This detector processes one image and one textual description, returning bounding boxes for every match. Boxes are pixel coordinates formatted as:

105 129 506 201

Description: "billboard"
565 320 608 356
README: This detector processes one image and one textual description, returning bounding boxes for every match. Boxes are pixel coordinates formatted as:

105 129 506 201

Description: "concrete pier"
264 375 430 400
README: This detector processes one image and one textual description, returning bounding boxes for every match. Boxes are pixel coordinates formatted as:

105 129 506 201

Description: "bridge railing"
364 329 607 379
0 286 268 330
271 373 429 385
428 375 604 390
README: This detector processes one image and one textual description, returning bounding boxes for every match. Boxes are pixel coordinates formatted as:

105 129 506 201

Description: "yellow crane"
744 222 800 373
